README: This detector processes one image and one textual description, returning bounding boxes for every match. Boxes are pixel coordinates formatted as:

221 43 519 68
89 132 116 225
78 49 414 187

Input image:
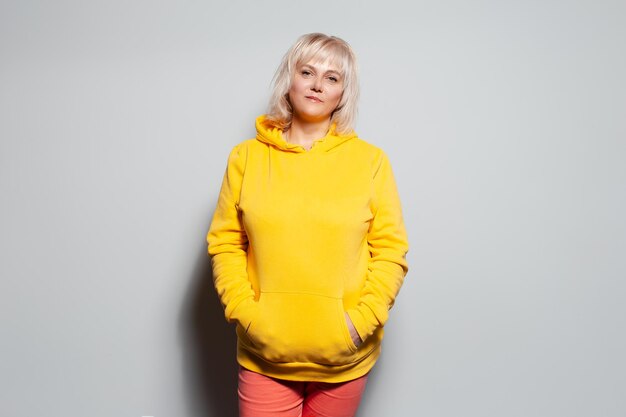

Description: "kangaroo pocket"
244 291 358 366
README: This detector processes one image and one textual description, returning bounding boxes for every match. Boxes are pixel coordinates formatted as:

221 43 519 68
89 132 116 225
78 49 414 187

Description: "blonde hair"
266 33 359 135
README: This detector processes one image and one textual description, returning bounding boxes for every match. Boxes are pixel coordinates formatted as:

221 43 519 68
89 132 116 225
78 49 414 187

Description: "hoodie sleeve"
346 150 409 341
207 144 257 330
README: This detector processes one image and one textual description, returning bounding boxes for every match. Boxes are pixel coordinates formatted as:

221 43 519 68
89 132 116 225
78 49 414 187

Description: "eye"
301 70 312 76
328 76 339 83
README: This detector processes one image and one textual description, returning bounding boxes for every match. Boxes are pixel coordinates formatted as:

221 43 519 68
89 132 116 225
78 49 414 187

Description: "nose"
311 75 323 92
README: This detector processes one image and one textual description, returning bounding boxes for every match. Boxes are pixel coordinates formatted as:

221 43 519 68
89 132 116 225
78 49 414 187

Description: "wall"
1 1 625 416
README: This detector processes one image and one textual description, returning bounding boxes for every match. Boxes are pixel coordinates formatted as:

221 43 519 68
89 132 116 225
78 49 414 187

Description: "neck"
284 117 331 150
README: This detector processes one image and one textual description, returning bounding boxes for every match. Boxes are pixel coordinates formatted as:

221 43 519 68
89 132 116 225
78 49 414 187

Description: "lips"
305 95 322 103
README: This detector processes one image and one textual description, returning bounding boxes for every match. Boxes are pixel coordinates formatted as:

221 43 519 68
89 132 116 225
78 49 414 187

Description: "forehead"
299 58 342 73
296 47 346 74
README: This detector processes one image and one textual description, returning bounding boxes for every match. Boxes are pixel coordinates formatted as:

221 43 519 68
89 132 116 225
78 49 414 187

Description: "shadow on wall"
179 230 239 417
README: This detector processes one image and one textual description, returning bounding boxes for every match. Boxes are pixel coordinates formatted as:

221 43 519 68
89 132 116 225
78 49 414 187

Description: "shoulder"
224 138 258 162
346 137 392 172
230 138 258 153
349 136 387 156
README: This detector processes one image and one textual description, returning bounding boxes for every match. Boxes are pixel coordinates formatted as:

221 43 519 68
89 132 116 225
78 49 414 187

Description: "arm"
206 144 257 330
346 151 409 342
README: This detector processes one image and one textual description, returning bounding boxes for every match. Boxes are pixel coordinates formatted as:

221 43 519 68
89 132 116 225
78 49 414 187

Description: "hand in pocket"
344 312 363 348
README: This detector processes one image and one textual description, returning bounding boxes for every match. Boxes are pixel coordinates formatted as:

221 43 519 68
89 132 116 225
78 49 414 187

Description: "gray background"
1 0 625 416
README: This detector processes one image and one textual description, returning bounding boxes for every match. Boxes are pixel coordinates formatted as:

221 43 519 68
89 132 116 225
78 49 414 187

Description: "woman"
207 33 409 417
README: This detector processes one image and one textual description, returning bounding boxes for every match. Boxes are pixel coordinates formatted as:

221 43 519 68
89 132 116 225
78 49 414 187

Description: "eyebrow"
301 64 342 77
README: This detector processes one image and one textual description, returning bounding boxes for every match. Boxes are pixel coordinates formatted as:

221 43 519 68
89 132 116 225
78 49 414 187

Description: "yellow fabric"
207 115 409 382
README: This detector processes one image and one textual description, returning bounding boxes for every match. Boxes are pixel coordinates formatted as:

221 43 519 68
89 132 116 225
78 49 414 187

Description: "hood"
255 115 357 153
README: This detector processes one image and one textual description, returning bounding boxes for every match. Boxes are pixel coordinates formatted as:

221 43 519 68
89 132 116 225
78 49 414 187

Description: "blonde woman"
207 33 409 417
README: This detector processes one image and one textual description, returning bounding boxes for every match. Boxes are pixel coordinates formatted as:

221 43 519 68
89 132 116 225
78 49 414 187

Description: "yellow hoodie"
207 115 409 382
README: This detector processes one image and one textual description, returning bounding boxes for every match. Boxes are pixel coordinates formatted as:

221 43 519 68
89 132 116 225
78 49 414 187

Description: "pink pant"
238 366 369 417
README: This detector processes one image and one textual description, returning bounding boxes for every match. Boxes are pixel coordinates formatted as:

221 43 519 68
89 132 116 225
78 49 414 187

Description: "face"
288 59 344 125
